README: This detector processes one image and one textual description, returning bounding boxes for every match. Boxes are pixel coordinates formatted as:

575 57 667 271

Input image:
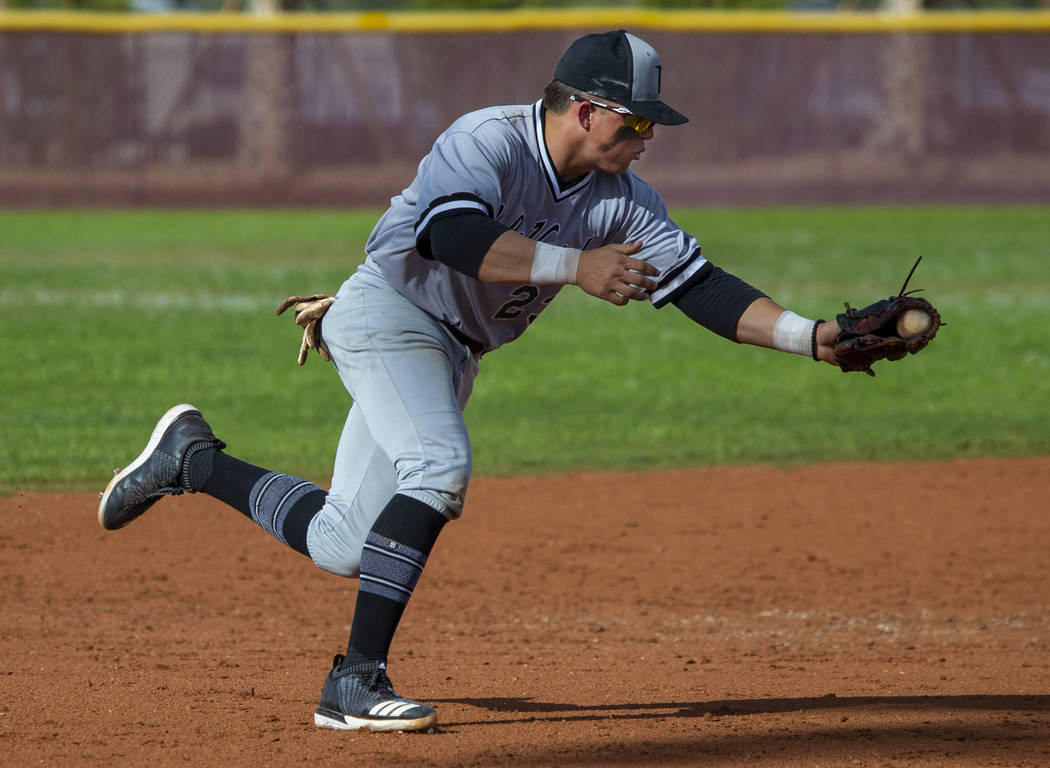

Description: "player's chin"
607 154 640 175
621 147 646 170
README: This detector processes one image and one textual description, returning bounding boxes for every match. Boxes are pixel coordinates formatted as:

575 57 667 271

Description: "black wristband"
811 319 825 361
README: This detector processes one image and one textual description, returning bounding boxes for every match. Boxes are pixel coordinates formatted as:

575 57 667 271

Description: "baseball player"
99 30 842 733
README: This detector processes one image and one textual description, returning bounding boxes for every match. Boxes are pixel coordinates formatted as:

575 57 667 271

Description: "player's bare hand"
576 241 660 306
813 320 840 366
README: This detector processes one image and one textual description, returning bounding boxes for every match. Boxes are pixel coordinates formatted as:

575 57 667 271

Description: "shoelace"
332 660 397 696
365 667 397 697
138 485 184 502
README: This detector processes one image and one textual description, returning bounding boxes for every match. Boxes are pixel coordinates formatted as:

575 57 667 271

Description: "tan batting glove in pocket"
275 294 335 365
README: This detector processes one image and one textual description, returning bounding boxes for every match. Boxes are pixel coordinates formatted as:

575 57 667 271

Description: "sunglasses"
569 94 654 135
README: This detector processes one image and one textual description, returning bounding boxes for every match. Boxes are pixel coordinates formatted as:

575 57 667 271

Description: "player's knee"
397 455 472 520
399 488 465 521
304 501 367 578
314 555 361 579
307 535 363 579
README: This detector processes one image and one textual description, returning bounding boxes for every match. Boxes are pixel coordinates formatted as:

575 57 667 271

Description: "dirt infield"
3 457 1048 767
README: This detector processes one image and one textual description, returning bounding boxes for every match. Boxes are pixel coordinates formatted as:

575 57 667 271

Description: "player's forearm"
736 297 838 363
475 230 542 283
476 230 582 285
734 297 787 349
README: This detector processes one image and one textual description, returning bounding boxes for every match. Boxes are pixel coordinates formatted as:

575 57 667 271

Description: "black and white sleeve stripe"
650 248 710 308
414 192 494 257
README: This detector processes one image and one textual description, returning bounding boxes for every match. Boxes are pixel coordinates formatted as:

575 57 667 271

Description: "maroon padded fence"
1 27 1048 206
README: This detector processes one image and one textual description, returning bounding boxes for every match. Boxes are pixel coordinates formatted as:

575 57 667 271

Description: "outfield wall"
2 10 1049 207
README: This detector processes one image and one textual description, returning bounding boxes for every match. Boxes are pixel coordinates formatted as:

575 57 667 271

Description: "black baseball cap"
554 30 688 126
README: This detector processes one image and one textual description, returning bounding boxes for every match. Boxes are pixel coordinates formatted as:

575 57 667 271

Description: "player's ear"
575 101 593 131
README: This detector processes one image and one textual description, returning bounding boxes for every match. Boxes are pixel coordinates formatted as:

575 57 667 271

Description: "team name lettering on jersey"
363 101 706 353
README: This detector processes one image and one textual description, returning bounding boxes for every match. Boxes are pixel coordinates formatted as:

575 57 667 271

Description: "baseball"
897 309 932 338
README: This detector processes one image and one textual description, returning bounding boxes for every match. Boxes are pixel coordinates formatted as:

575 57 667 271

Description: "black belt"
445 323 485 357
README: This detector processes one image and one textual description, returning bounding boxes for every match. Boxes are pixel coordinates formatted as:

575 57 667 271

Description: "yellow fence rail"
2 8 1050 34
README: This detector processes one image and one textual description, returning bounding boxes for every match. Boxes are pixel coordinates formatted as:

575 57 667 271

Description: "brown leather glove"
833 258 943 377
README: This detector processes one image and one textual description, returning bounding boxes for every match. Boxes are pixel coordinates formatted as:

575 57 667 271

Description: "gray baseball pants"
305 262 479 577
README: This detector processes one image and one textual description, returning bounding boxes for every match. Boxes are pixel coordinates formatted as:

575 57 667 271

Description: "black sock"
346 494 448 663
200 452 325 558
200 452 267 517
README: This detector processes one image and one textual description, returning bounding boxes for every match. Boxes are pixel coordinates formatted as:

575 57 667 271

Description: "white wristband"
530 242 581 285
772 310 816 357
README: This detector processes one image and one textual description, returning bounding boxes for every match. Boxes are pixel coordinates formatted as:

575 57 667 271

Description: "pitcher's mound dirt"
2 457 1048 767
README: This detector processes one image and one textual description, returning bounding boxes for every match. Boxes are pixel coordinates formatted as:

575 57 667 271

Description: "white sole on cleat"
97 403 200 528
314 709 437 733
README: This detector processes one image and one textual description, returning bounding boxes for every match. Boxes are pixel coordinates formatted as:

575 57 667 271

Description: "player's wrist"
530 242 581 285
772 310 820 358
810 318 826 361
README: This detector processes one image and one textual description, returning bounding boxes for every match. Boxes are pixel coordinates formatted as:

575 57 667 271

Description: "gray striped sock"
358 532 428 605
248 472 322 547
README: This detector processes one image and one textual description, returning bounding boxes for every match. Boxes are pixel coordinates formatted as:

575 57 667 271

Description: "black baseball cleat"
97 404 226 531
314 655 437 733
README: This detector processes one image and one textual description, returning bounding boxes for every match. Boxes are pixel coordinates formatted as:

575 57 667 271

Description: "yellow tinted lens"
624 115 653 134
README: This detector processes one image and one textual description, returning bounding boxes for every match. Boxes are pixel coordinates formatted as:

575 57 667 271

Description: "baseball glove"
275 293 335 365
833 257 943 377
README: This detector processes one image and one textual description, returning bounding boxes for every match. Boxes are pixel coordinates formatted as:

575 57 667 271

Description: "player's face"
588 102 654 175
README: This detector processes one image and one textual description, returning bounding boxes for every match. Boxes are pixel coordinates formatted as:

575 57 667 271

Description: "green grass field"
2 207 1047 491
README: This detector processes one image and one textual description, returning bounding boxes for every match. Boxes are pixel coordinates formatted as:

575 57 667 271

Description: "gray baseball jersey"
303 99 711 574
365 100 706 353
